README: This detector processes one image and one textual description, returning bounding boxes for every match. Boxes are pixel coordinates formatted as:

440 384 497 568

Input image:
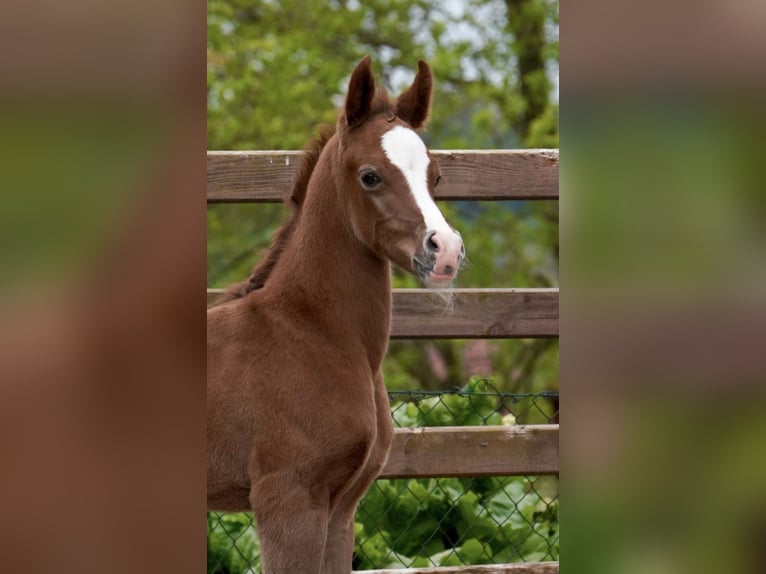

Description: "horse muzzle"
414 229 465 285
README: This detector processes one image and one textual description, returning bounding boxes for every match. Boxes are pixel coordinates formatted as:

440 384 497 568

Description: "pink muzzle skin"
425 229 464 285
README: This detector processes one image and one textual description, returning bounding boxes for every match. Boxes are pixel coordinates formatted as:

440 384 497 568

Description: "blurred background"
0 1 206 573
562 3 766 574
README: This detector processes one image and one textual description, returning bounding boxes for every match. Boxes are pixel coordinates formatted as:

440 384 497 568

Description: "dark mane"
211 124 335 307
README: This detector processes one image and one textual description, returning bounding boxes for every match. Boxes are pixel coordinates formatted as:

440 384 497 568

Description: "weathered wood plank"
390 288 558 339
207 288 559 339
355 563 559 574
379 425 559 478
207 151 300 203
207 149 559 202
430 150 559 201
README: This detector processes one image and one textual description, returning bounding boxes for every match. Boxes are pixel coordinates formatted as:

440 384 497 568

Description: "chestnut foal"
207 56 464 573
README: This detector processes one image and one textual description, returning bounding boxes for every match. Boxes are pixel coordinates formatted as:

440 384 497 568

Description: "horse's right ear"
395 60 433 129
344 55 375 128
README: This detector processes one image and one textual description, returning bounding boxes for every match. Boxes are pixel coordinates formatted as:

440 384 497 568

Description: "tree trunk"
506 0 550 142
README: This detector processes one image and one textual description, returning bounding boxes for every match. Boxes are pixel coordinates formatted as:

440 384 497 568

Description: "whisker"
430 283 455 314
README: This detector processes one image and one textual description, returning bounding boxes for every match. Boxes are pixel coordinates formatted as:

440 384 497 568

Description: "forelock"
369 87 395 120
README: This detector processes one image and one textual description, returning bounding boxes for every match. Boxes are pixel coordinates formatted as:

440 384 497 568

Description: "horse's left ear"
395 60 433 129
344 55 376 129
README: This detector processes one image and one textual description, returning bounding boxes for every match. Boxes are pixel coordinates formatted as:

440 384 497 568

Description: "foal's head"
335 56 465 287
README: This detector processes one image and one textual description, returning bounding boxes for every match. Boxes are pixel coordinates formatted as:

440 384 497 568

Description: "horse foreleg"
321 510 356 574
250 475 329 574
321 442 390 574
321 372 394 574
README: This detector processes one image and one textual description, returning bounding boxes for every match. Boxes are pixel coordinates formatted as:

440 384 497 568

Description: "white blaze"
380 126 451 234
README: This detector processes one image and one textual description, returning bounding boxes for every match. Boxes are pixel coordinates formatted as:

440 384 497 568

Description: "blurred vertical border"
562 2 766 574
0 1 207 573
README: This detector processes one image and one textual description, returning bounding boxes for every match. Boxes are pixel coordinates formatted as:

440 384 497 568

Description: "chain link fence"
208 379 559 573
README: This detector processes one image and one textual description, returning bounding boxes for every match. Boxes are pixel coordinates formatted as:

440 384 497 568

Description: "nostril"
425 231 440 253
443 265 454 275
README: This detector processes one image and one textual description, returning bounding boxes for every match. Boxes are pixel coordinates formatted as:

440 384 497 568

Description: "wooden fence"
207 149 560 574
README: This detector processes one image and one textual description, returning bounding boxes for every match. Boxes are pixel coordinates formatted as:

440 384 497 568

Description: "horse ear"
395 60 433 129
344 55 375 128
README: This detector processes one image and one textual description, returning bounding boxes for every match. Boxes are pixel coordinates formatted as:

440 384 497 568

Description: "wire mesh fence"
388 385 559 428
208 379 559 573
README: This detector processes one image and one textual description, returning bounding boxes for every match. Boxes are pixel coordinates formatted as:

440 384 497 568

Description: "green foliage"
207 512 260 574
354 476 559 568
206 469 559 572
207 203 284 287
527 103 560 148
392 377 505 427
207 0 559 150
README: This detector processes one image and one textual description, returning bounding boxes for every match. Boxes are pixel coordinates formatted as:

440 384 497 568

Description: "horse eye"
360 170 382 189
434 174 442 188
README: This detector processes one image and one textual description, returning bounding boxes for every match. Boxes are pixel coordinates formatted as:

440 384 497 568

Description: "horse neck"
262 145 392 369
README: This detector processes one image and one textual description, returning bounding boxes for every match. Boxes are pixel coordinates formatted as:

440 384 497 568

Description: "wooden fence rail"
208 288 559 339
208 149 559 202
359 563 559 574
381 425 559 479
